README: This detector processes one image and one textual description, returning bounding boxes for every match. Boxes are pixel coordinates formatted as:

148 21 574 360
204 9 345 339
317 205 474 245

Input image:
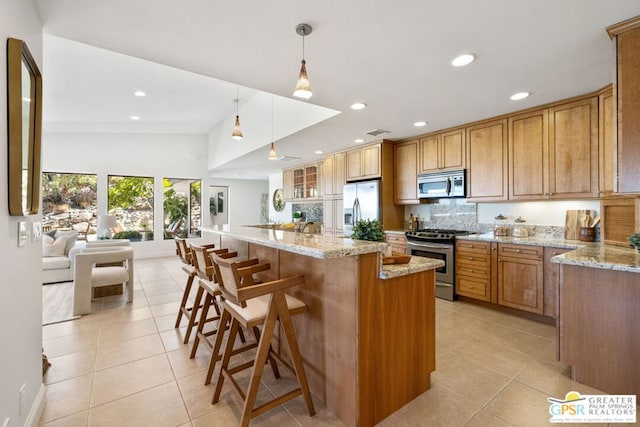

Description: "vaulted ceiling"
34 0 640 179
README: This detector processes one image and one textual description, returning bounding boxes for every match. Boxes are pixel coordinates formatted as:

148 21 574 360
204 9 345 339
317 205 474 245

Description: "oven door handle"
406 241 453 250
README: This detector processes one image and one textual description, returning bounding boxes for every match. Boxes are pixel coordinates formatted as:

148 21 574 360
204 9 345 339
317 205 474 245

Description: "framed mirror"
7 37 42 216
272 188 285 212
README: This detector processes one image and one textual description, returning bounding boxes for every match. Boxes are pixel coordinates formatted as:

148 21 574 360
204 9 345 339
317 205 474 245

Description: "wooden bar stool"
210 253 315 426
189 244 239 359
173 237 215 344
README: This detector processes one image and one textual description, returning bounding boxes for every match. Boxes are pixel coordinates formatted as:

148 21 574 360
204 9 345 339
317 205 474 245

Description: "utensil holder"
578 227 596 242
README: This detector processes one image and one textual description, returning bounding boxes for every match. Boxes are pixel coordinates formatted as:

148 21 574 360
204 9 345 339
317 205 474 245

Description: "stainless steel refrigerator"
343 179 381 236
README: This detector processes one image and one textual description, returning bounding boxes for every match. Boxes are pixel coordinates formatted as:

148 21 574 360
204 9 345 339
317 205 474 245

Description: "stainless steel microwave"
417 170 466 199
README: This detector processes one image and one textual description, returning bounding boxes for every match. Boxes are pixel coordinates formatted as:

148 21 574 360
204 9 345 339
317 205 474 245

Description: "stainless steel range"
405 229 472 301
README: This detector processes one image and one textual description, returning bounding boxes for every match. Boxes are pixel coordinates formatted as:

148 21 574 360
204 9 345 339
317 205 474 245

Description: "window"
163 178 202 239
108 175 154 241
42 172 97 239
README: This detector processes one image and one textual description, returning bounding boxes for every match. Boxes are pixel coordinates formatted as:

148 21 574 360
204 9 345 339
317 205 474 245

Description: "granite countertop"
380 256 445 279
203 225 387 259
460 233 640 273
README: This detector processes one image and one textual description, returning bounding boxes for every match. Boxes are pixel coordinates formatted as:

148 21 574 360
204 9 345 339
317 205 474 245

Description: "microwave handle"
446 177 452 195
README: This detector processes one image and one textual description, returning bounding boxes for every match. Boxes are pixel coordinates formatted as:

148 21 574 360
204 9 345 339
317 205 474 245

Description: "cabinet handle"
469 245 474 248
498 259 502 262
552 252 558 256
492 247 496 250
469 286 474 289
516 249 521 253
549 192 553 196
469 269 474 273
469 257 474 260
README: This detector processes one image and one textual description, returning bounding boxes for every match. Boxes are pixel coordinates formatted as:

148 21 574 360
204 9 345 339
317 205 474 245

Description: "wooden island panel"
212 238 438 426
559 265 640 396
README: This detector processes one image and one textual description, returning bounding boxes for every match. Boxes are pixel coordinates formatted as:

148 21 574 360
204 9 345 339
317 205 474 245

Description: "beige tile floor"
39 256 626 427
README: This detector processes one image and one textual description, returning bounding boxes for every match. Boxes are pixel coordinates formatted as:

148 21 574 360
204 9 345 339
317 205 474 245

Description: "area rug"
42 281 80 325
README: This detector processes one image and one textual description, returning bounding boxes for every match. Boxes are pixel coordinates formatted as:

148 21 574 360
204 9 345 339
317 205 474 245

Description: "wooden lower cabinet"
456 240 493 302
497 244 544 314
543 247 570 319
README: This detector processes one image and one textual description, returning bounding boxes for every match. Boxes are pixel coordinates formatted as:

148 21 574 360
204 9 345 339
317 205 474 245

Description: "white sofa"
42 237 130 284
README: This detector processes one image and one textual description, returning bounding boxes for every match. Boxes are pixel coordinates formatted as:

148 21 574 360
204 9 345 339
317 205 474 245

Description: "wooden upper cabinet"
609 19 640 194
394 140 419 204
322 154 334 197
548 97 598 199
466 119 508 201
419 128 465 173
346 143 381 181
283 169 294 200
509 109 548 200
323 152 346 196
599 86 616 196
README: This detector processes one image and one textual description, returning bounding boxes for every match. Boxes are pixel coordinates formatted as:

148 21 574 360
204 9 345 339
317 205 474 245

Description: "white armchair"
73 247 134 316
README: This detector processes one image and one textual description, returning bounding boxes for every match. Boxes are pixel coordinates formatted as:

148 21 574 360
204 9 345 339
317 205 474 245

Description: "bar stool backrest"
210 254 268 308
174 237 192 265
190 244 237 282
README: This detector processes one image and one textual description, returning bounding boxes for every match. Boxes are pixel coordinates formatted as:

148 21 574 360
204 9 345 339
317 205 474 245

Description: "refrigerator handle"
354 198 360 222
357 198 362 222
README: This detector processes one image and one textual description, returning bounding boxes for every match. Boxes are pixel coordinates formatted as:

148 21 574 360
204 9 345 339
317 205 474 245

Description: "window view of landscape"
108 175 154 241
42 172 97 239
163 178 201 239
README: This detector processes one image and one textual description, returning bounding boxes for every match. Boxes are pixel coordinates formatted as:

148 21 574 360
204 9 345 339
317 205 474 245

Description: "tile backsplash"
291 202 323 223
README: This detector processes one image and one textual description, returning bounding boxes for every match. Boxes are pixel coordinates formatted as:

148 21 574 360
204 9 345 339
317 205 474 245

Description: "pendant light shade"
293 23 313 99
231 86 243 140
268 142 278 160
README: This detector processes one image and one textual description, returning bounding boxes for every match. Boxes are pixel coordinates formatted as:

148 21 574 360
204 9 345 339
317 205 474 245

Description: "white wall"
42 133 209 258
268 172 292 223
208 178 269 226
0 2 46 426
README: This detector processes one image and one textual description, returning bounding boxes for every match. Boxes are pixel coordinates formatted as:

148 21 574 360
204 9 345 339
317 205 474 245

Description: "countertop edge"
379 257 445 280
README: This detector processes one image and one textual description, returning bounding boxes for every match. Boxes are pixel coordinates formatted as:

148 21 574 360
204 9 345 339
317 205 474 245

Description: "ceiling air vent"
365 129 390 137
279 156 301 162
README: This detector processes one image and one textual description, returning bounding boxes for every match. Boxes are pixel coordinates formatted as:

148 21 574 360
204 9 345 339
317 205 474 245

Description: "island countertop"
202 225 444 279
203 225 388 259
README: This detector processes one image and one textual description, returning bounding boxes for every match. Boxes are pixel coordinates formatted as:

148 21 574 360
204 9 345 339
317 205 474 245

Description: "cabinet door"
305 164 318 198
323 197 335 231
293 168 305 199
346 149 363 181
498 256 544 314
466 119 508 201
323 155 334 196
394 140 419 204
419 135 440 173
362 144 381 178
599 87 616 196
441 128 465 170
616 26 640 193
543 247 570 319
335 197 344 234
283 169 294 200
509 109 548 200
548 97 598 198
334 152 346 195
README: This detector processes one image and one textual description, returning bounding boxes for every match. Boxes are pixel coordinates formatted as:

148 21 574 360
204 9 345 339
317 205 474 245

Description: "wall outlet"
18 384 26 417
2 417 11 427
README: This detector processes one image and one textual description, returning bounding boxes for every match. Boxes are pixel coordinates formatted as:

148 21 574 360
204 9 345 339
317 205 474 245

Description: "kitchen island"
552 245 640 397
202 226 444 426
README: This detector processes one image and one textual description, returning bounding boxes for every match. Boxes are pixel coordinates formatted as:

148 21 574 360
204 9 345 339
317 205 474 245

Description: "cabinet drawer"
389 244 407 255
498 243 543 260
457 263 490 279
456 240 490 254
456 276 490 301
456 252 490 266
385 233 407 245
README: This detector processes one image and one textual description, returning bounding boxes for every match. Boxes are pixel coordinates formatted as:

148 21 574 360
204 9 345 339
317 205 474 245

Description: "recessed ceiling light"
133 90 146 97
314 150 323 154
130 116 140 120
350 102 366 110
510 92 530 101
451 54 475 67
413 121 428 127
354 138 365 144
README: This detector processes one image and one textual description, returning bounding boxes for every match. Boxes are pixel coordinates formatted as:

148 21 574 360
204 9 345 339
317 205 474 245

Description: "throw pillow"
53 230 78 255
42 234 69 257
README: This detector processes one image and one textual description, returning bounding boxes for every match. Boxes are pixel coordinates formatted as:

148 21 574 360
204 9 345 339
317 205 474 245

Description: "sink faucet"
297 221 315 233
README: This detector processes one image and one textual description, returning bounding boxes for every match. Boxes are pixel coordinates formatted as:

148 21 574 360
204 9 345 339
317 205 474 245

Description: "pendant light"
293 23 313 99
268 95 278 160
231 86 243 140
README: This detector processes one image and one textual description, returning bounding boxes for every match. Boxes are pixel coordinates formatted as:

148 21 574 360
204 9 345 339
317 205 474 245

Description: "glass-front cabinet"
283 162 322 201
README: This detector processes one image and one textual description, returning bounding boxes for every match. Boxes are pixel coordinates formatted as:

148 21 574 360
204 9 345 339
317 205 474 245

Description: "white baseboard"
24 384 46 427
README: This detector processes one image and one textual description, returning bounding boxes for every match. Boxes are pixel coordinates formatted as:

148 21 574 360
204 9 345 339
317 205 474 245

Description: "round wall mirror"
272 188 285 212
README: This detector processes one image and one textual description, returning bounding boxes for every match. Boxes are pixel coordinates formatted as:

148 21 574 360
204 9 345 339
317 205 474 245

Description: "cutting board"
564 209 596 240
